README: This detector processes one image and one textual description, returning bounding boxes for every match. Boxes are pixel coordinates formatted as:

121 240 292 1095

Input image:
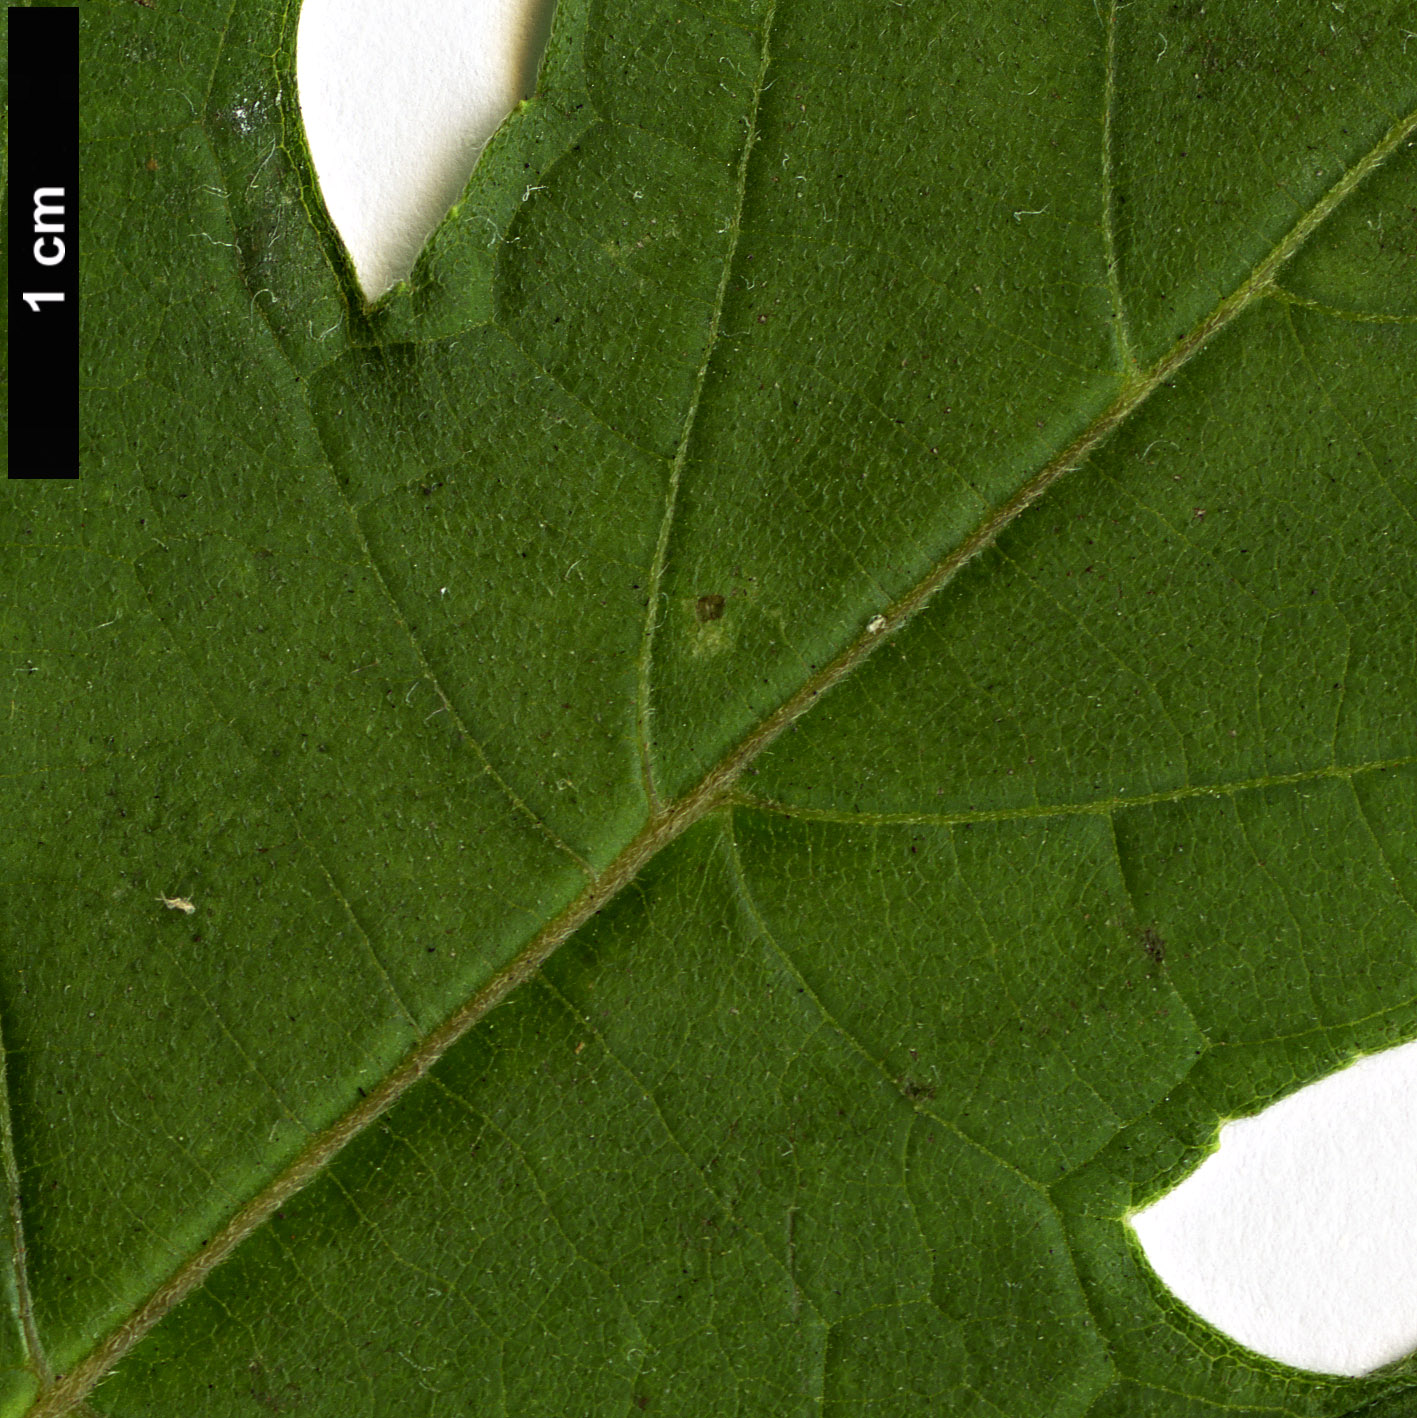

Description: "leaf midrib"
0 1013 48 1390
26 91 1417 1418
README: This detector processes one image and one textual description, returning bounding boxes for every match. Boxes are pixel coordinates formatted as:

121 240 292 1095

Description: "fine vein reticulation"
26 84 1417 1418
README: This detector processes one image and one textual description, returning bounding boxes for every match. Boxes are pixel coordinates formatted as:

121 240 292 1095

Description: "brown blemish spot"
1141 927 1166 964
695 594 725 623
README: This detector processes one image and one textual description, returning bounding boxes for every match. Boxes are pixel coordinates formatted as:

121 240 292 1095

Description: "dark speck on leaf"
1142 928 1166 964
696 594 726 622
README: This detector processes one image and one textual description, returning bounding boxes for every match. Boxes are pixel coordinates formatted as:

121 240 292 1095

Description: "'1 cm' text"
23 188 68 311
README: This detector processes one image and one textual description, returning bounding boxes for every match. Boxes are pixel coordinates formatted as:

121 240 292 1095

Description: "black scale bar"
8 6 80 480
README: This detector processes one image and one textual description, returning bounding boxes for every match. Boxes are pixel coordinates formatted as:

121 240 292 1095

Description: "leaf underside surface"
2 0 1416 1413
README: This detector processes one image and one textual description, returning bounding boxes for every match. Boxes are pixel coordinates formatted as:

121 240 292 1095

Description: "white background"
295 0 1417 1378
296 0 553 298
1131 1041 1417 1375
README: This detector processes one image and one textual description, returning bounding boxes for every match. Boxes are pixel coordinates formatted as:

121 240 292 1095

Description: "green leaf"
3 0 1416 1414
